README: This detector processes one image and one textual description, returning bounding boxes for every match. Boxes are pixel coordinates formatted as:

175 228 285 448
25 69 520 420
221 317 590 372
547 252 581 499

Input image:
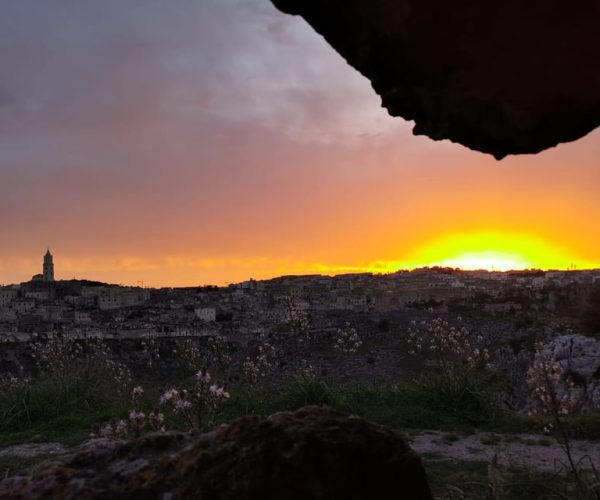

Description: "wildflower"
243 336 276 384
148 409 165 430
115 419 128 437
283 296 312 342
208 335 232 369
100 419 128 439
174 399 192 413
129 409 146 433
333 324 362 354
209 384 230 400
196 368 211 384
160 388 179 405
129 409 145 420
173 339 202 373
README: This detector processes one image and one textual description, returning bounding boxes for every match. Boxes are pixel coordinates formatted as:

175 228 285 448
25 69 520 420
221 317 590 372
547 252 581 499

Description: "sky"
1 0 599 287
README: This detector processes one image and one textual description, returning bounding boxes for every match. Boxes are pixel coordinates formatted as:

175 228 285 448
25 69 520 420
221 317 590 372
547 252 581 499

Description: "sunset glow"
432 253 531 272
0 1 599 287
398 232 597 272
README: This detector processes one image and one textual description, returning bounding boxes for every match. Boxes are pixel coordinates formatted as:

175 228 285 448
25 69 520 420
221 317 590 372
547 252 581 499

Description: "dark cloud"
0 0 396 170
0 0 403 238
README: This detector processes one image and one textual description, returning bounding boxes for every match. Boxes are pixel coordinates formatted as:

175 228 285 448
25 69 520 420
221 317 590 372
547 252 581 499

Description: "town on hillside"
1 250 599 344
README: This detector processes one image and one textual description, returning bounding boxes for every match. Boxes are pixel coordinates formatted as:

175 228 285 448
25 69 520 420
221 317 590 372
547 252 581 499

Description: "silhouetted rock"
0 406 433 499
534 335 600 410
271 0 600 159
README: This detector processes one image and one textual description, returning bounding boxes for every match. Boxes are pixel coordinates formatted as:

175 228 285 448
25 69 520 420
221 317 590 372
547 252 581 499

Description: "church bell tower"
43 249 54 282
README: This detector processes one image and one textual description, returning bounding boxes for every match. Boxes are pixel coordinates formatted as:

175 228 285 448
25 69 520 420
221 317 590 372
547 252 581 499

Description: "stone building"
31 249 55 282
43 249 54 282
0 288 18 307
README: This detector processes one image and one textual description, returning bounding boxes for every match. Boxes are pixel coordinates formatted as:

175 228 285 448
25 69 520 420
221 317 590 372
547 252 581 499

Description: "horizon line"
5 265 600 290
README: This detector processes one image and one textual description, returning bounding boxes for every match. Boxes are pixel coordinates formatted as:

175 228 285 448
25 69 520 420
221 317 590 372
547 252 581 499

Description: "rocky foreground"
0 407 432 499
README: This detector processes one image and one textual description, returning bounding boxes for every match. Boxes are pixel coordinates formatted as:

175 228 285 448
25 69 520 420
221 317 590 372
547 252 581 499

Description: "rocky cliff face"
536 335 600 411
0 407 432 499
272 0 600 159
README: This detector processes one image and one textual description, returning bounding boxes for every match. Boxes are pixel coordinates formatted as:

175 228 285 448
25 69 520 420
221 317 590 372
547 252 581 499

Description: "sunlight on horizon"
340 231 600 275
431 251 531 272
3 231 599 287
394 231 598 272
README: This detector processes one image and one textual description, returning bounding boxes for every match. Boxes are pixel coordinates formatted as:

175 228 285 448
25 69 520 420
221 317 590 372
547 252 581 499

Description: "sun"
434 250 531 271
393 231 598 272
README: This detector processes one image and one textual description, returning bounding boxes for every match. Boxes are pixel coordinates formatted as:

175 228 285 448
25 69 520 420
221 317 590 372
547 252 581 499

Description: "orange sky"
1 1 599 287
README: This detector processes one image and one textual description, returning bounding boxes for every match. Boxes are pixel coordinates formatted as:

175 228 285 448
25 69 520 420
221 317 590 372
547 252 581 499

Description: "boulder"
271 0 600 159
543 335 600 380
0 406 432 499
532 335 600 410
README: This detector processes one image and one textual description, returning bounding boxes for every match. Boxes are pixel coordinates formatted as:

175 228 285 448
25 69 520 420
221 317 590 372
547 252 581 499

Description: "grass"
213 376 501 434
0 376 130 447
251 376 551 437
3 374 600 447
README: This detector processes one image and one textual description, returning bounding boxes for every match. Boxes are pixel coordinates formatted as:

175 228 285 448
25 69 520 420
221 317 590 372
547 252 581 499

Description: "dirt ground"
410 431 600 472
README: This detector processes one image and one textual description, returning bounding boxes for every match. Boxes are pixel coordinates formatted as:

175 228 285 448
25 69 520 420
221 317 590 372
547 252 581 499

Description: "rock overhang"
271 0 600 159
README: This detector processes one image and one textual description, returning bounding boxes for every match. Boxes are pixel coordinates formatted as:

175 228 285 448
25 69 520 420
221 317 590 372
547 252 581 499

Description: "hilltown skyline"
1 248 597 290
